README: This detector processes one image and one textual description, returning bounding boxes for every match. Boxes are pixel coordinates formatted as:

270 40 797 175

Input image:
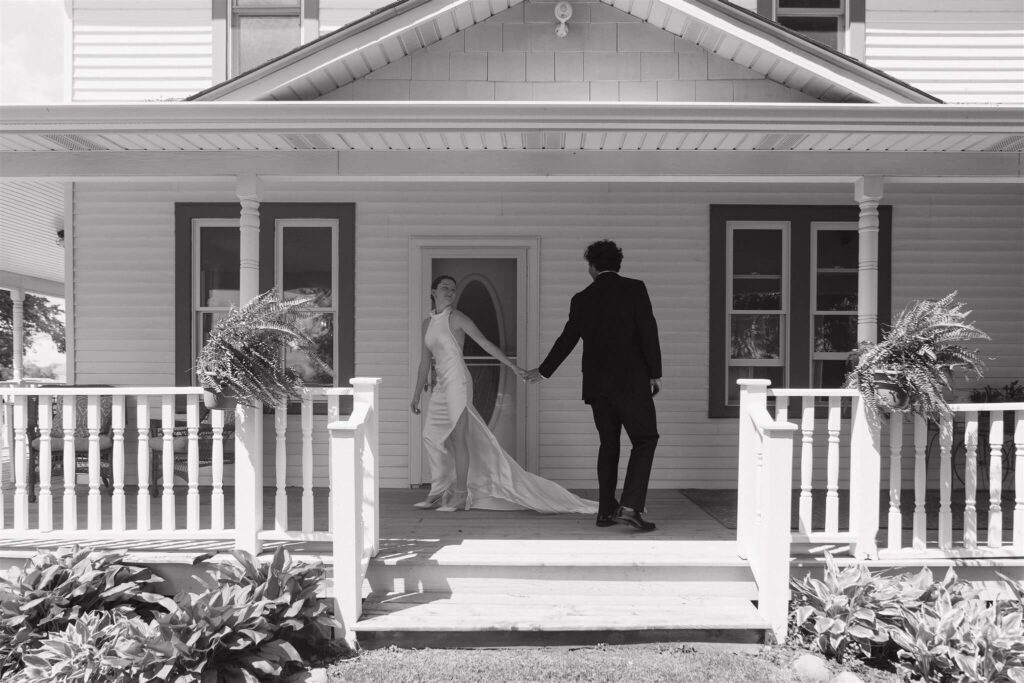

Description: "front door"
410 245 531 485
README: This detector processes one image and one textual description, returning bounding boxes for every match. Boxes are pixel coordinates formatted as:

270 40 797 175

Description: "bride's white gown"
421 308 598 514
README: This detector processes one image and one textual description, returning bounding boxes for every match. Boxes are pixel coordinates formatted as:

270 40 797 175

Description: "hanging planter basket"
203 389 237 411
872 372 910 412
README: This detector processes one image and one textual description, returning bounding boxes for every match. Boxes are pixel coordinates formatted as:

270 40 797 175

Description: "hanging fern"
845 291 988 423
194 291 332 407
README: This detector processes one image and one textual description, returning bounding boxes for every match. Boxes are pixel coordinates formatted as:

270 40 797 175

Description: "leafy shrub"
0 546 170 676
0 545 343 682
791 554 1024 682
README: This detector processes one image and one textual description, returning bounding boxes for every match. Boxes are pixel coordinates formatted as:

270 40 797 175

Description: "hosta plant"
0 546 170 677
194 290 332 409
846 291 988 423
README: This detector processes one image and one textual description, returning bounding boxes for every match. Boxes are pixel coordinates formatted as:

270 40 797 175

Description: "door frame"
407 237 541 487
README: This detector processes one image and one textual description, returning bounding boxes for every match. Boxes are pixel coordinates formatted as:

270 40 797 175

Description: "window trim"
175 202 354 393
213 0 319 81
709 204 891 418
757 0 865 58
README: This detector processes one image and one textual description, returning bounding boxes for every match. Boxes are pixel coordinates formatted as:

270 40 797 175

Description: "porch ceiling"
1 102 1021 181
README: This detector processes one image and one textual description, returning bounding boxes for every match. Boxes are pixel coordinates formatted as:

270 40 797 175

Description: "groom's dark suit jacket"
538 272 662 402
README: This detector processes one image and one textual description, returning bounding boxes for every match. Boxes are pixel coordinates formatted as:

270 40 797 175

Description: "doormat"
680 489 1016 532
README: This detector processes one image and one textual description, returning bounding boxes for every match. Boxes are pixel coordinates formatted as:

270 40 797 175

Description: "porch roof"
1 101 1021 182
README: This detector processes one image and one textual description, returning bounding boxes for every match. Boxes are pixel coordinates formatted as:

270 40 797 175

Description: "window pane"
778 0 842 9
199 226 240 307
816 273 857 311
197 311 230 356
777 16 840 49
814 315 856 353
287 312 334 385
733 278 782 310
235 0 300 7
731 314 781 359
813 359 849 389
727 366 785 404
733 230 782 276
817 230 857 269
236 16 300 73
282 226 332 306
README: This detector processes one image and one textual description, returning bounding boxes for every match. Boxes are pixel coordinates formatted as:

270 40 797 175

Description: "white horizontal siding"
71 0 213 102
72 180 1024 491
0 181 65 285
319 0 387 34
865 0 1024 104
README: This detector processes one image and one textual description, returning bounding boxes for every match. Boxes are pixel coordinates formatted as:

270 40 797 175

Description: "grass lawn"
324 642 903 682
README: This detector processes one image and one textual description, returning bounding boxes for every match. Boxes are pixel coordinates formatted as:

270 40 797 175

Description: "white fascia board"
1 102 1021 136
656 0 915 104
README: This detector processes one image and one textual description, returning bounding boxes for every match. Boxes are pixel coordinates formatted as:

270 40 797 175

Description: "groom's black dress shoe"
612 506 656 532
596 513 615 528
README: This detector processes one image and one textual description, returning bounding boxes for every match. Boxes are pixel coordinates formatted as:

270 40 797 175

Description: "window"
709 205 891 418
176 203 354 396
214 1 319 79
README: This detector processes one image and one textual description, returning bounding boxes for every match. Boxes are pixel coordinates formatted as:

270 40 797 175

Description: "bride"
409 275 598 514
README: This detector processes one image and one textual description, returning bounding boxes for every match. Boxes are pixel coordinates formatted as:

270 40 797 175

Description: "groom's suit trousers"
590 391 659 516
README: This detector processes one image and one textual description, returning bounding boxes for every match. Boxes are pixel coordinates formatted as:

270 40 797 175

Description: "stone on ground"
791 653 831 681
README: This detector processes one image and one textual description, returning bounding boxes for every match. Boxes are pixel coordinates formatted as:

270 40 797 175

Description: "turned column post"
854 177 884 345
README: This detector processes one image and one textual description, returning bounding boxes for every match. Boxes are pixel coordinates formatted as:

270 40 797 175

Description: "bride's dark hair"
430 275 457 311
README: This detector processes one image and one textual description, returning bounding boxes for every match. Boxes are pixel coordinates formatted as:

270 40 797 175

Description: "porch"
2 381 1022 647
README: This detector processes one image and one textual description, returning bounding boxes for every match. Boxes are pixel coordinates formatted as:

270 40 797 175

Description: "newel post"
330 414 364 650
351 377 382 555
759 419 796 644
736 379 771 559
849 396 881 559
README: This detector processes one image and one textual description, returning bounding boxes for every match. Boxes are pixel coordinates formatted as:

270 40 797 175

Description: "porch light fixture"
554 1 572 38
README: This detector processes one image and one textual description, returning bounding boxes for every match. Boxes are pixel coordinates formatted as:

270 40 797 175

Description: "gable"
318 3 820 103
192 0 937 103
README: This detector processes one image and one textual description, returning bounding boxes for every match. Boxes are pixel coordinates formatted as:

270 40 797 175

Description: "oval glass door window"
456 275 504 425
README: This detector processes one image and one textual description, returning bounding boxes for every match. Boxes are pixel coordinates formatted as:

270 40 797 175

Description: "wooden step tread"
353 593 767 633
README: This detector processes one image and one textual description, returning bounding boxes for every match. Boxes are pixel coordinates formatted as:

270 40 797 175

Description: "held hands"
523 368 545 384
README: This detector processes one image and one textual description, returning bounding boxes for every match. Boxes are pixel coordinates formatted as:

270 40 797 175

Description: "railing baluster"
275 403 288 531
327 393 341 534
1013 409 1023 554
302 393 314 533
963 411 979 549
887 417 903 551
798 397 814 535
37 394 53 531
136 397 151 531
111 395 126 532
161 396 175 531
912 416 928 551
825 397 840 534
987 411 1004 548
62 397 76 531
0 396 10 529
87 395 102 531
211 409 225 531
938 414 953 549
12 395 28 530
186 395 200 531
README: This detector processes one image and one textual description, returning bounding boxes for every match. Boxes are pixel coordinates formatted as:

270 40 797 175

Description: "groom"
525 240 662 531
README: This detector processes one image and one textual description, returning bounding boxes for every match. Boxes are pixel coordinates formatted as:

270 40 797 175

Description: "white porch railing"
736 379 1024 643
0 378 381 644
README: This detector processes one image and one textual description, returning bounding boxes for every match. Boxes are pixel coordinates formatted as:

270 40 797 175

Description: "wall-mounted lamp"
55 229 65 247
554 1 572 38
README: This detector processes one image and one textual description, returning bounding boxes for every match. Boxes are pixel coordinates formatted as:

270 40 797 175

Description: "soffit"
189 0 936 104
2 103 1020 157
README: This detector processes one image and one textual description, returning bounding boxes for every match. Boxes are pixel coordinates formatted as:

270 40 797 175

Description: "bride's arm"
411 319 432 414
451 311 525 378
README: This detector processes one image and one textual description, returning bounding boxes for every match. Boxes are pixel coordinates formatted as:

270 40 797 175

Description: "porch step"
353 590 768 648
354 539 767 647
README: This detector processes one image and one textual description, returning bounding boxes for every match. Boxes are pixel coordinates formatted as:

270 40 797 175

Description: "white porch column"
10 288 25 382
854 176 884 345
234 175 264 555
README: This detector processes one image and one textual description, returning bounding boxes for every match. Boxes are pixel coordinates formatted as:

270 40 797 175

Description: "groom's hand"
650 378 662 397
524 368 545 383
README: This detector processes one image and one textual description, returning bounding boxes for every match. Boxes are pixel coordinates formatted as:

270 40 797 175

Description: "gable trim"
190 0 938 104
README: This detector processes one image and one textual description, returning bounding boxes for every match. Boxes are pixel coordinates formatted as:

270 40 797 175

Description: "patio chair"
28 393 114 503
147 408 235 495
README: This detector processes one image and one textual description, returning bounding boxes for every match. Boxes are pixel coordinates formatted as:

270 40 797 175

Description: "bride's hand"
513 366 527 381
410 398 421 415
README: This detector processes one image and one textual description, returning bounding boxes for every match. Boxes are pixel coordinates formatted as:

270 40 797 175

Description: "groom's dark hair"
584 240 623 272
